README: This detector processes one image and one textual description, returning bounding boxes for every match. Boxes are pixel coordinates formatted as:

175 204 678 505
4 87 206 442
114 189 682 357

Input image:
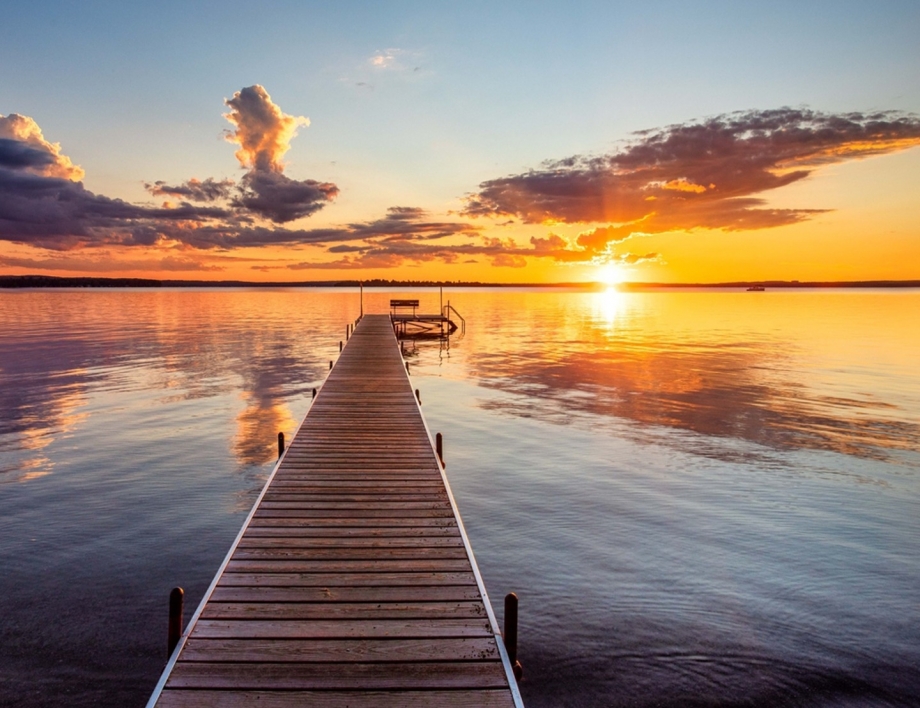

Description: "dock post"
415 388 421 404
329 361 333 370
504 592 523 681
312 387 317 399
278 431 285 457
168 587 184 658
405 362 410 374
339 341 343 352
436 432 444 466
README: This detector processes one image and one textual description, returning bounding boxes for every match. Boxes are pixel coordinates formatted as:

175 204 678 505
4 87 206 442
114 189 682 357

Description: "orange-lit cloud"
464 108 920 256
278 217 658 271
0 113 84 181
223 85 309 173
661 178 708 193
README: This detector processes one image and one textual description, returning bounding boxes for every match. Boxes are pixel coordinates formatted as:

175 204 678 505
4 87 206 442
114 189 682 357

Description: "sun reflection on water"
592 286 629 328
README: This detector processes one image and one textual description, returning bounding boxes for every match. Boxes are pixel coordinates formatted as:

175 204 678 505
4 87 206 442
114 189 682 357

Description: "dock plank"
156 690 515 708
217 571 477 587
189 618 493 639
178 636 498 663
166 661 508 690
209 585 484 603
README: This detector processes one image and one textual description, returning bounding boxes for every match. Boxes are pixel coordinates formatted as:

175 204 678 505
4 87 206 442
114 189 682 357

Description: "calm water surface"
1 288 918 707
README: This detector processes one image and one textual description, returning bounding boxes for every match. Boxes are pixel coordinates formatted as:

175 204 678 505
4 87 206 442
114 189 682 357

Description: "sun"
596 263 623 287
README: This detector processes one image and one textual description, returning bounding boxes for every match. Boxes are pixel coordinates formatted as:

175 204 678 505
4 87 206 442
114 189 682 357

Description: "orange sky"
3 5 920 284
3 98 919 283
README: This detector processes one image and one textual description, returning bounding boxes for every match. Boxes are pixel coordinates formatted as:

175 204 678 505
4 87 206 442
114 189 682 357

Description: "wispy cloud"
282 223 645 270
368 48 418 71
0 252 224 272
464 108 920 256
151 206 480 251
145 177 234 202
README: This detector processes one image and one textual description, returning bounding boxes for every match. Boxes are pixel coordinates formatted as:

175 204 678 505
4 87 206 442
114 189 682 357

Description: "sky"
2 0 919 283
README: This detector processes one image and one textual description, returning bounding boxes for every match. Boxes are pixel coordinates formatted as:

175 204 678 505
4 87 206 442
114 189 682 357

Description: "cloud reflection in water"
0 289 349 482
465 290 920 463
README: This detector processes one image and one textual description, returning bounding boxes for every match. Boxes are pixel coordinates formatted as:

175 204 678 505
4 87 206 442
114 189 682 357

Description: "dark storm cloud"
0 138 57 171
0 165 230 250
232 170 338 223
464 108 920 254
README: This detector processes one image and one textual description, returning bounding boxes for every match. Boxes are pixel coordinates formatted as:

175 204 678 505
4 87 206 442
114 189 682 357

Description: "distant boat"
746 285 765 291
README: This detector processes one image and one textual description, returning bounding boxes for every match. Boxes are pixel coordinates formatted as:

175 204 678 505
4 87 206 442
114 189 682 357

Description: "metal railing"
443 302 466 334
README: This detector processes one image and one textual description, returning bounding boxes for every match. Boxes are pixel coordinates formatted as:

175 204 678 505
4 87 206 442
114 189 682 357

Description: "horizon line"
2 274 920 289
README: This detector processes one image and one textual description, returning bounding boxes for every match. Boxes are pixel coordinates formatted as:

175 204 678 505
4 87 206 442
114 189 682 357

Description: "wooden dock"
147 314 523 708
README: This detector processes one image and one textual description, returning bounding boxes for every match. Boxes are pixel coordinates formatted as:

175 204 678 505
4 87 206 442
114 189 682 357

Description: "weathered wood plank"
268 480 445 487
209 585 483 603
230 547 470 561
189 618 493 639
242 526 462 538
261 493 449 502
200 601 486 620
216 571 477 587
252 509 456 518
165 661 508 690
237 535 465 548
257 501 452 510
247 517 459 528
178 636 499 662
157 689 515 708
225 559 473 573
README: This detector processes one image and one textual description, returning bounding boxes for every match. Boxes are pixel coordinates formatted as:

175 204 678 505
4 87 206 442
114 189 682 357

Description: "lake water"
1 287 918 707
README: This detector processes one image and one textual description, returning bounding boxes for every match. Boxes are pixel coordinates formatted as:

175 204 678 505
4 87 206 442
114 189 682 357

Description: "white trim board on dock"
147 314 523 708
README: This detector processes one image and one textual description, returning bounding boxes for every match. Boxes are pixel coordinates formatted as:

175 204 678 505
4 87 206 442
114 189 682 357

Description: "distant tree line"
0 275 504 288
2 275 918 289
